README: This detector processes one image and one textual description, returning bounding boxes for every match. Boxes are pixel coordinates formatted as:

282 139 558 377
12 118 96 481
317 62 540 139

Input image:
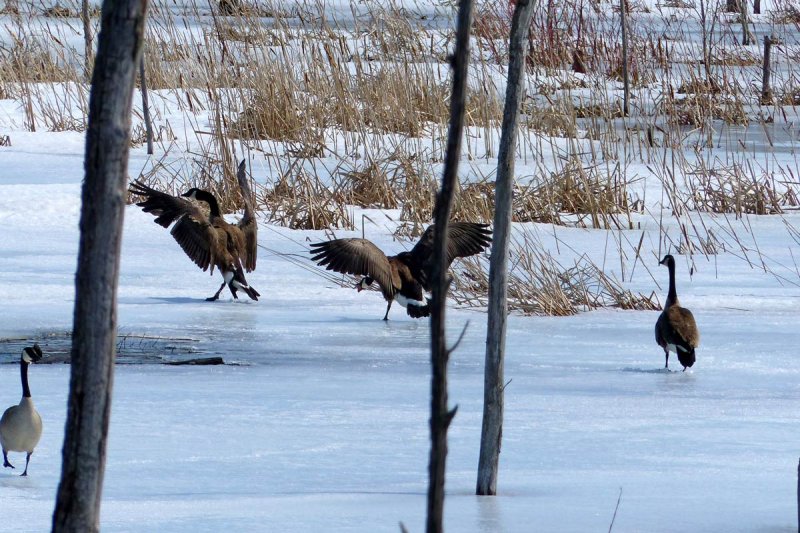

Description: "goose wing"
235 160 258 272
310 238 399 294
410 222 492 288
129 181 216 272
411 222 492 266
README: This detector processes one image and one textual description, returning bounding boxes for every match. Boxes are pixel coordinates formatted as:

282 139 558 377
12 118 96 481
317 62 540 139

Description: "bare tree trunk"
760 35 772 104
427 0 474 530
754 0 760 15
52 0 148 531
82 0 93 81
620 0 630 116
139 54 154 155
724 0 741 12
740 0 749 45
476 0 535 497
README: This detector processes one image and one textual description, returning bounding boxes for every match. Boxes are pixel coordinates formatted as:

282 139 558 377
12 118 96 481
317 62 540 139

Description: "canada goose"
655 254 699 371
310 222 491 319
1 344 43 476
129 160 260 301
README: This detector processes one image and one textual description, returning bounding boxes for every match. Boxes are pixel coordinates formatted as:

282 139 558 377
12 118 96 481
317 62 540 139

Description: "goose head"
181 187 213 202
21 344 42 364
659 254 675 268
355 277 374 292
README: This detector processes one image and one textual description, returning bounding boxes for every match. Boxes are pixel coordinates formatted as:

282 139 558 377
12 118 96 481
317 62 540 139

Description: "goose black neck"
196 190 221 218
20 361 31 398
666 261 678 307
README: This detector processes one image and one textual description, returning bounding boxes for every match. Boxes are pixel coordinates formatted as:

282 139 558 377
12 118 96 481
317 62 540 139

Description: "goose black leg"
3 450 14 469
20 452 31 476
206 282 226 301
382 300 392 321
664 349 670 370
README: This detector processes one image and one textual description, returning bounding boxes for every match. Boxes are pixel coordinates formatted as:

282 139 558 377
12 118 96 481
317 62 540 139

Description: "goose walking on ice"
129 160 260 301
1 344 43 476
310 222 491 319
655 254 699 371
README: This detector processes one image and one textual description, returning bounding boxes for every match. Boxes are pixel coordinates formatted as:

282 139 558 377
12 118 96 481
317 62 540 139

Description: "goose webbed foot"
20 453 31 476
206 281 226 301
3 451 14 469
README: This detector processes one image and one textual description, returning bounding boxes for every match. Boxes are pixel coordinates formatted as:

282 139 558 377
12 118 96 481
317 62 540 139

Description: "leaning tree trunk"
427 0 474 531
476 0 535 497
52 0 148 531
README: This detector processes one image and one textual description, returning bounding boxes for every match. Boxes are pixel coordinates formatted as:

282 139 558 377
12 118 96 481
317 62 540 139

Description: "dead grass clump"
451 181 495 222
361 10 429 61
516 161 632 229
215 23 283 45
472 3 510 41
770 7 800 24
260 166 353 230
778 86 800 106
711 49 760 66
0 2 19 15
574 102 625 119
231 90 310 142
688 165 800 215
339 159 400 209
357 67 450 136
0 39 75 83
665 94 748 126
524 102 578 138
676 78 722 95
43 4 76 17
450 237 660 316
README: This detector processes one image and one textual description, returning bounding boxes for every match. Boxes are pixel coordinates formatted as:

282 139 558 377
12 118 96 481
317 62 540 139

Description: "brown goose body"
655 254 699 371
310 222 491 319
129 160 260 301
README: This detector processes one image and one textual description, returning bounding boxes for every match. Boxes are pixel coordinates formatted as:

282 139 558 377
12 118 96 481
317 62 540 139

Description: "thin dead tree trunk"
620 0 630 116
427 0 474 530
139 54 154 154
52 0 149 530
476 0 535 497
82 0 93 81
760 35 772 105
754 0 760 15
740 0 749 45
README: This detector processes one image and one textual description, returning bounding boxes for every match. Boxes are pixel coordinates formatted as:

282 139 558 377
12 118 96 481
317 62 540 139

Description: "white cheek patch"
396 294 426 308
667 343 678 354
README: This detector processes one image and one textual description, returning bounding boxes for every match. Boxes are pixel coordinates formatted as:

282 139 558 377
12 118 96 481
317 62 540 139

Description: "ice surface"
1 158 799 531
2 2 800 529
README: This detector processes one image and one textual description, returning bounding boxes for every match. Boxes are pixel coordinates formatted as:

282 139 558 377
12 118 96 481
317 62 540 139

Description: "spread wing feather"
411 222 492 288
129 180 215 272
310 239 398 294
411 222 492 266
235 160 258 272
